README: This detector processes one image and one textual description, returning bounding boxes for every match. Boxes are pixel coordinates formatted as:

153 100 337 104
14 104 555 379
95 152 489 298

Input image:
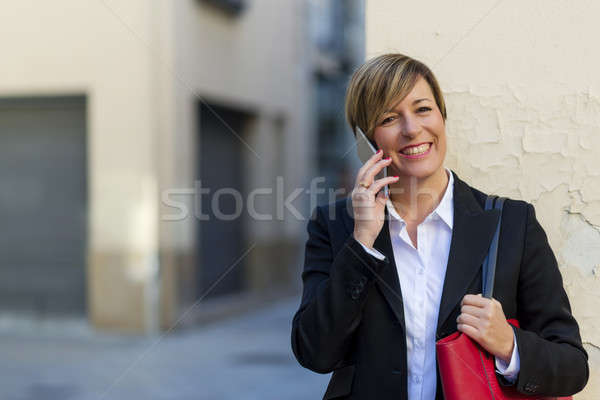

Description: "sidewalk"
0 297 329 400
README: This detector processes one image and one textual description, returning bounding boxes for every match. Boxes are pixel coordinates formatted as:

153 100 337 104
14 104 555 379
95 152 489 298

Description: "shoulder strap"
482 195 507 298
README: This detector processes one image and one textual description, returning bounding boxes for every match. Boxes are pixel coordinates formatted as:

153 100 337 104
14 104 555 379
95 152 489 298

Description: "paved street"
0 297 329 400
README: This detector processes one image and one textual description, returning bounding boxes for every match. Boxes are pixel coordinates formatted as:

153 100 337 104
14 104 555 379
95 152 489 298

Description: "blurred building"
0 0 364 334
308 0 365 202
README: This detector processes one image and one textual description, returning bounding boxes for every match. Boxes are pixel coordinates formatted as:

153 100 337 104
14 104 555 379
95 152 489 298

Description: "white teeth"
401 143 431 155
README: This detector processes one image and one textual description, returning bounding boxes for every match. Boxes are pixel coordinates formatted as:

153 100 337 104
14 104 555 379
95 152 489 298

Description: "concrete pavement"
0 297 329 400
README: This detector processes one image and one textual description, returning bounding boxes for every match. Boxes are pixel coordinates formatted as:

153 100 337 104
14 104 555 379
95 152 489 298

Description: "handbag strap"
482 195 507 298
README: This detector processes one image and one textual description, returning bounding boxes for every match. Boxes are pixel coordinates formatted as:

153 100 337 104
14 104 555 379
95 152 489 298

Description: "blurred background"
0 0 598 399
0 0 364 399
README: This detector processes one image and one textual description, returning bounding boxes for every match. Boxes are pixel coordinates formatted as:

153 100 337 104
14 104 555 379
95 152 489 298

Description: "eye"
381 116 396 125
418 107 432 113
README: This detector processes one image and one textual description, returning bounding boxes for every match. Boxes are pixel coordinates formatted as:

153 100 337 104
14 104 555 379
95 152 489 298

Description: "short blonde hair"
344 53 447 141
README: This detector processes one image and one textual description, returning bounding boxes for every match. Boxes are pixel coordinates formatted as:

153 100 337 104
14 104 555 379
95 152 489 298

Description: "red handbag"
435 196 572 400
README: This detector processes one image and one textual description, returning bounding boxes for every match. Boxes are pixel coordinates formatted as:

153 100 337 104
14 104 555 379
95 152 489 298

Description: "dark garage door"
198 102 249 299
0 96 87 315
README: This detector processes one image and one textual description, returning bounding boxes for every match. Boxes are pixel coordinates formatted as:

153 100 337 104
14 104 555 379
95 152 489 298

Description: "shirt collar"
385 167 454 229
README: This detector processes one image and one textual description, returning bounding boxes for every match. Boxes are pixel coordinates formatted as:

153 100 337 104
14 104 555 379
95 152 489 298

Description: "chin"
393 162 442 180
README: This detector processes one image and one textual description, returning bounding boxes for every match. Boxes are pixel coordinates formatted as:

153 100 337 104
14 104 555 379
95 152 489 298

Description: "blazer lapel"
435 172 500 335
340 170 500 336
341 198 405 328
372 208 406 328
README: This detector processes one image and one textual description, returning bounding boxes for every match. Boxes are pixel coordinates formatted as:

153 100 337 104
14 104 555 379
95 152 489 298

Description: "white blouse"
357 167 519 399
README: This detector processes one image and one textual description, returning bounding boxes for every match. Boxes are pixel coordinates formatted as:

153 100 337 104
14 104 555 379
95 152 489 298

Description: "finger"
352 190 372 207
376 186 388 201
369 175 399 195
461 294 488 308
356 151 382 185
460 304 485 318
457 323 480 340
356 150 384 185
362 156 393 185
457 313 480 328
490 297 504 310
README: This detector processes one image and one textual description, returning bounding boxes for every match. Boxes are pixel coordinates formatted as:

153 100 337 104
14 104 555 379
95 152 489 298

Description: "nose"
400 115 421 138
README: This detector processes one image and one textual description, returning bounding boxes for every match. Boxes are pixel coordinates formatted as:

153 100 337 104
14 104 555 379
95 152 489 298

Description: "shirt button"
414 376 422 383
417 268 424 275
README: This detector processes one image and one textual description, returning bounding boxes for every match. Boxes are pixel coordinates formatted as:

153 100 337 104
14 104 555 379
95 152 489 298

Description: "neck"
388 167 449 223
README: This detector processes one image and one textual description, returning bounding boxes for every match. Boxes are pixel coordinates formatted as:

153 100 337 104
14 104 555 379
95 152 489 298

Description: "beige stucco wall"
367 1 599 398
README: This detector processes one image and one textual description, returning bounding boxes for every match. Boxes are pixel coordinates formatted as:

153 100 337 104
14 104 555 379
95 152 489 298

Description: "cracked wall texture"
368 0 599 397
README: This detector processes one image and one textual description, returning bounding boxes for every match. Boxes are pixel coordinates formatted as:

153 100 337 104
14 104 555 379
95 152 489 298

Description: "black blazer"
291 170 589 400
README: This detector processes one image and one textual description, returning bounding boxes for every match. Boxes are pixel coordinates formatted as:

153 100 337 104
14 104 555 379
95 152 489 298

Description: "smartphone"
355 126 388 197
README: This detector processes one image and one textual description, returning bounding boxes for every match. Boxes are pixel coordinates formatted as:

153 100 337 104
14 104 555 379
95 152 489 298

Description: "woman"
290 54 589 400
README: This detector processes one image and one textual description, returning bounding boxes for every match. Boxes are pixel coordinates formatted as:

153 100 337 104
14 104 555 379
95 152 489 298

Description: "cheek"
434 125 447 148
373 131 392 149
375 127 401 148
437 137 448 160
437 135 446 149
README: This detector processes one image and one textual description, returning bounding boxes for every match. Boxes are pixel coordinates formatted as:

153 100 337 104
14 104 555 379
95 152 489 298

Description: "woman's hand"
457 294 515 363
351 150 399 249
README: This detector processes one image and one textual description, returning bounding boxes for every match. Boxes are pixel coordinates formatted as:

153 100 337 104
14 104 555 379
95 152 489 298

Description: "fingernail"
393 175 399 179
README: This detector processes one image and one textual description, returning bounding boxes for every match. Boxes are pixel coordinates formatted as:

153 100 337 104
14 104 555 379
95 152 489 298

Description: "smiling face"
372 75 447 182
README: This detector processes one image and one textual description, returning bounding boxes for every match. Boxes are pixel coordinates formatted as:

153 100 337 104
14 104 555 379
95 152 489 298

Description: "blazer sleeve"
513 202 590 396
291 204 390 373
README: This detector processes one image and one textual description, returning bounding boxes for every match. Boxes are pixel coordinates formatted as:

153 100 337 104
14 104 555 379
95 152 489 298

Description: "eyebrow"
385 98 431 113
412 98 431 105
